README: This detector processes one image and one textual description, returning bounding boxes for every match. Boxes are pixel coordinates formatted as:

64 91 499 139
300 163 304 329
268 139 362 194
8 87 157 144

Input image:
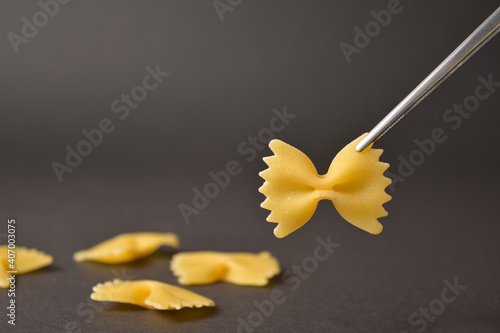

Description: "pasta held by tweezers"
259 133 391 238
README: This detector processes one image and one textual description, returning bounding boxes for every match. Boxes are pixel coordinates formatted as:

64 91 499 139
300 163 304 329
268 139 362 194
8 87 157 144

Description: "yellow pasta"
73 232 179 264
91 279 215 310
259 133 391 238
0 246 53 288
170 251 280 286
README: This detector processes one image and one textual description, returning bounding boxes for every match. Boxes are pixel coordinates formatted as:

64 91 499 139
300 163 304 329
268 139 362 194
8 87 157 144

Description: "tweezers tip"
355 139 369 152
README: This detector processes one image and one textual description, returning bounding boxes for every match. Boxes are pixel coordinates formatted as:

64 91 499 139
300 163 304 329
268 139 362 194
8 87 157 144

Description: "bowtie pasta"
91 279 215 310
170 251 280 286
73 232 179 264
1 246 53 288
259 133 392 238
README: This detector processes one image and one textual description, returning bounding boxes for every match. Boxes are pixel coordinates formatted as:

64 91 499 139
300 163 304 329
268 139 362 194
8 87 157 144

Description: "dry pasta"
0 246 53 288
73 232 179 264
259 133 391 238
91 279 215 310
170 251 280 286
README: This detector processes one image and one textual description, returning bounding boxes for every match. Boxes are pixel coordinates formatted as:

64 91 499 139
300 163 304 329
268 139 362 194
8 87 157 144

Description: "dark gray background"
1 1 499 332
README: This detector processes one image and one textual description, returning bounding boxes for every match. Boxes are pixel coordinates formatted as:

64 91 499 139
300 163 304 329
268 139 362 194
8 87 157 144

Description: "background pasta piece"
259 133 391 238
73 232 179 264
0 246 53 288
171 251 280 286
91 279 215 310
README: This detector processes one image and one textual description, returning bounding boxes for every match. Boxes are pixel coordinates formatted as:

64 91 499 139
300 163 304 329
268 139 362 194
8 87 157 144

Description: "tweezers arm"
356 6 500 152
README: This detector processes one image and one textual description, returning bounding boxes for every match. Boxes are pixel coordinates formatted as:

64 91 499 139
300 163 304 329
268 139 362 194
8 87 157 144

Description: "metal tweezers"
356 6 500 152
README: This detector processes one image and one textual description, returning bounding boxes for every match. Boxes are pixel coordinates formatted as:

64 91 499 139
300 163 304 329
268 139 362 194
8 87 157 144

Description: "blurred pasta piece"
171 251 280 286
91 279 215 310
0 246 53 288
73 232 179 264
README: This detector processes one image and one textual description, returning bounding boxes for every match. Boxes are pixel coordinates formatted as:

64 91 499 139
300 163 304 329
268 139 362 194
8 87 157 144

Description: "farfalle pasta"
73 232 179 264
0 246 53 288
91 279 215 310
259 133 391 238
170 251 280 286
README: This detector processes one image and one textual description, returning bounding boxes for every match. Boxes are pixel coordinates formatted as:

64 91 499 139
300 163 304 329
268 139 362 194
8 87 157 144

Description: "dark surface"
1 1 500 332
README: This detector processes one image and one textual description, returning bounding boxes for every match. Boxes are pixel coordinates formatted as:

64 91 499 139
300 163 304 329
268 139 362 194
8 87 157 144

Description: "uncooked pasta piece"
259 133 391 238
73 232 179 264
0 246 53 288
170 251 280 286
91 279 215 310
